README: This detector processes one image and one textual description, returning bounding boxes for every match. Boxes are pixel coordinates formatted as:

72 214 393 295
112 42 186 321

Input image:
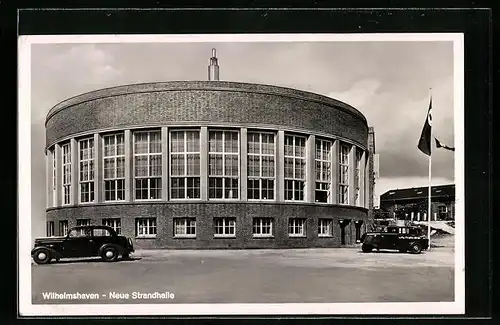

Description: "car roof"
365 231 398 235
387 225 420 228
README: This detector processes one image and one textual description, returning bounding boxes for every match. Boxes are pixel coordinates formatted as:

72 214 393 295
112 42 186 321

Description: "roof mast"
208 48 220 81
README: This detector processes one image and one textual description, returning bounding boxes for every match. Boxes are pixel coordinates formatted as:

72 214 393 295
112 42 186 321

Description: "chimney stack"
208 48 220 81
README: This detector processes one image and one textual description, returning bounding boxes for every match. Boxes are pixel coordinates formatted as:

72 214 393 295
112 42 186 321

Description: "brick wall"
45 81 368 148
46 202 369 249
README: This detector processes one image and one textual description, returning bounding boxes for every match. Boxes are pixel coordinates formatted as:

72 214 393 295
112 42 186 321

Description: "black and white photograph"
18 33 464 316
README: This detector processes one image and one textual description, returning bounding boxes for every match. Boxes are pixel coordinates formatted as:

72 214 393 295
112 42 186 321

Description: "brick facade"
46 202 369 249
45 81 368 148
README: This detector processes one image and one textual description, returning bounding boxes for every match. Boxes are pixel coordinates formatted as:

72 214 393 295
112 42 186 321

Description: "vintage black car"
31 225 134 264
361 226 429 254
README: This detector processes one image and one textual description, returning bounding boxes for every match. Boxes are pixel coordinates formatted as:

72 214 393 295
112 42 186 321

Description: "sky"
29 38 456 238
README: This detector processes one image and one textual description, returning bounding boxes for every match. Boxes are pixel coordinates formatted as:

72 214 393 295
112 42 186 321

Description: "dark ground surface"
32 246 455 304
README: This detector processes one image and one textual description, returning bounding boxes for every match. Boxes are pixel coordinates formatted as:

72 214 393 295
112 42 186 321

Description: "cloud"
328 79 382 108
31 44 122 123
30 44 125 238
328 73 454 182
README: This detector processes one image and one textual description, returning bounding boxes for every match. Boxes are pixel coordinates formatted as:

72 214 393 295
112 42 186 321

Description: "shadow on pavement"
357 250 416 254
36 257 143 265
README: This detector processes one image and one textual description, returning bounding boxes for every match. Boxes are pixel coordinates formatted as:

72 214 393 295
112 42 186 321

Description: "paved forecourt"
32 247 455 304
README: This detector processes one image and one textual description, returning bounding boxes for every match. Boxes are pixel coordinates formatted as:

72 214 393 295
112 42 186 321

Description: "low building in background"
379 184 455 223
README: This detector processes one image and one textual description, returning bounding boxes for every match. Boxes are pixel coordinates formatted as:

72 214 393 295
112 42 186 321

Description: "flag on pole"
417 92 433 250
417 98 432 156
435 138 455 151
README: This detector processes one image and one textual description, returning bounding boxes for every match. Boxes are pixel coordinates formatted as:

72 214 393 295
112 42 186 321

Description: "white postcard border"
18 32 465 316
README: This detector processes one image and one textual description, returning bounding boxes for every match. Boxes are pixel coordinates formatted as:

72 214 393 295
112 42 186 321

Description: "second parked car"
361 226 429 254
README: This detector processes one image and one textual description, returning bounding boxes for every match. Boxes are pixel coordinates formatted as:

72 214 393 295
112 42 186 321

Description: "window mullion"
146 152 150 200
114 155 118 197
147 133 151 190
259 133 263 178
259 136 263 198
184 132 188 199
320 141 323 183
221 133 225 197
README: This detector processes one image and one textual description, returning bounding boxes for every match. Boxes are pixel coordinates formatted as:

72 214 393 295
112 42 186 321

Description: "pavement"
31 245 455 304
431 234 456 248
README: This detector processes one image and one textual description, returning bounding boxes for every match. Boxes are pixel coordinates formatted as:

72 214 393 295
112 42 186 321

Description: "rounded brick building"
44 51 374 249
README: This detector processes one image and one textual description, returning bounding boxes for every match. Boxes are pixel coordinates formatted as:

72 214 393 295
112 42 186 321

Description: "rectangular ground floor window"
76 219 90 226
102 218 122 234
288 218 306 237
214 217 236 237
59 220 69 236
318 218 333 237
136 217 157 238
76 218 91 236
174 218 196 238
253 218 273 237
47 221 54 237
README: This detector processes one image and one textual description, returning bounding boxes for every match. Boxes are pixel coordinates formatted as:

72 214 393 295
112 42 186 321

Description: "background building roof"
380 184 455 202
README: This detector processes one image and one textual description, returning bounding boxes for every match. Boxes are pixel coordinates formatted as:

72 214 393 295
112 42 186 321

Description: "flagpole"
428 88 432 249
428 140 432 249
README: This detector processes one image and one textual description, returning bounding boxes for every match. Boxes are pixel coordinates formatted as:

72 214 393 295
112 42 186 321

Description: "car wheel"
33 248 52 265
362 246 372 253
101 247 119 262
409 243 422 254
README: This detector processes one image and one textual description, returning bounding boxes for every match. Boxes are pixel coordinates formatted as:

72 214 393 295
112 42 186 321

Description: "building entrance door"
341 225 346 245
354 220 364 243
338 219 351 245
